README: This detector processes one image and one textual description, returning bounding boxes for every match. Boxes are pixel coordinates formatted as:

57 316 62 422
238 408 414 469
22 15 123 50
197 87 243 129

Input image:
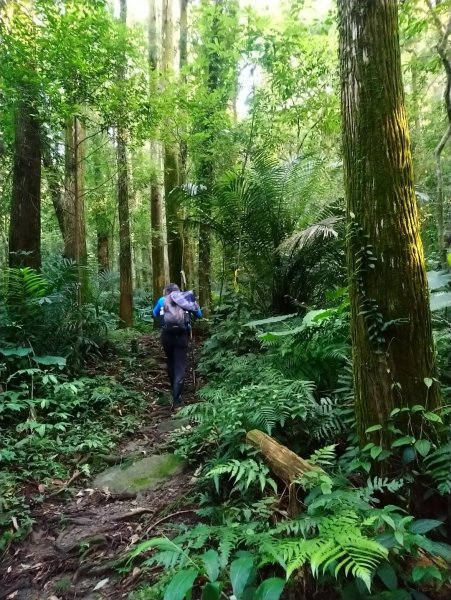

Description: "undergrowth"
0 263 147 552
129 291 451 600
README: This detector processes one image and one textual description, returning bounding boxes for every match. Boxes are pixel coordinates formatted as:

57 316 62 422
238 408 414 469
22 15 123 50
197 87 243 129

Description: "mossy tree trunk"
9 94 41 269
337 0 442 444
117 0 133 328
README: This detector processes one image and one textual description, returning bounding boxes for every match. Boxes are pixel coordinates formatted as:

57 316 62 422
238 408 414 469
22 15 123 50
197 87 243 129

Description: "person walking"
152 283 202 410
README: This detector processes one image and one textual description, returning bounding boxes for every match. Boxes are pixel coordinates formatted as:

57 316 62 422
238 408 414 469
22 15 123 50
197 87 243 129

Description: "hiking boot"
172 397 184 413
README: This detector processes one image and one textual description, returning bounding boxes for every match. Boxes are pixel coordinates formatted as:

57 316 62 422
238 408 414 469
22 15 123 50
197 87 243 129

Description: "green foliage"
0 366 145 551
0 261 116 366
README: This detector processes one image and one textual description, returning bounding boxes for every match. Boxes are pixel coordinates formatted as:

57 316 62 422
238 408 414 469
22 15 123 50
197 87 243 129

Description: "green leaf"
255 577 285 600
414 439 431 457
230 556 255 599
370 446 383 459
201 582 221 600
391 436 414 448
164 568 198 600
409 519 443 534
377 562 398 591
423 411 442 423
365 424 383 433
245 314 297 327
423 378 433 389
36 424 46 436
33 355 66 367
0 347 33 357
412 565 443 583
201 549 220 583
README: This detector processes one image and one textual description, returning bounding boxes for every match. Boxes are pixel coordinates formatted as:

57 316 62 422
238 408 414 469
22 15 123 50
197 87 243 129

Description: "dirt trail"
0 334 200 600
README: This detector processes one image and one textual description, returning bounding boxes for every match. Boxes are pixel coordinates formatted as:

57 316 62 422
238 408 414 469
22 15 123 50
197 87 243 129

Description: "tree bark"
9 95 41 269
246 429 321 517
179 0 194 289
337 0 442 444
162 0 183 287
64 116 89 300
149 0 169 296
42 144 66 244
117 0 133 327
97 232 109 272
246 430 321 485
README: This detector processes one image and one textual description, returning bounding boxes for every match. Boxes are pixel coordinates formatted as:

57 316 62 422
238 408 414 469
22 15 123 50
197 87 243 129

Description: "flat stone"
93 453 185 494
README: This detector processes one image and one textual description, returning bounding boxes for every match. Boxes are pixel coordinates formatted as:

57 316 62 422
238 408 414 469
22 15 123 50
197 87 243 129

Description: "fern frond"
425 443 451 494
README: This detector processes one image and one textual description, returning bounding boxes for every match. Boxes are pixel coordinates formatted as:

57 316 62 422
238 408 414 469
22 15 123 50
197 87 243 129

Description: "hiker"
152 283 202 410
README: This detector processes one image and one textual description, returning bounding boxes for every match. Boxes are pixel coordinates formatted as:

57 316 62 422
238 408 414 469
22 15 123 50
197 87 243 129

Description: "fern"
205 458 278 494
309 445 337 467
424 443 451 494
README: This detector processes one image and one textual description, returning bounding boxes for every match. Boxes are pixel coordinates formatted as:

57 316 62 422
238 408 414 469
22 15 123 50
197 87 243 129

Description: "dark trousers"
161 328 189 405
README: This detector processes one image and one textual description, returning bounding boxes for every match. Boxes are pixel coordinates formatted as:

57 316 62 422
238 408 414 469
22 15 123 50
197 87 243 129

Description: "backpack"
162 291 199 330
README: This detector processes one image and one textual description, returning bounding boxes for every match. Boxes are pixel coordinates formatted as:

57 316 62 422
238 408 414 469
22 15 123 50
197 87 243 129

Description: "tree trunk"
64 116 89 299
198 205 212 309
117 128 133 327
117 0 133 327
9 95 41 269
179 0 194 290
149 0 169 297
92 142 111 274
151 140 170 295
195 0 238 310
42 145 66 244
162 0 183 287
337 0 442 444
97 232 109 273
165 147 183 286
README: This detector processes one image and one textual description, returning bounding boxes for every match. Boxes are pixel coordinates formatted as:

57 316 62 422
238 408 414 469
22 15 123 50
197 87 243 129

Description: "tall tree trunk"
91 142 111 273
195 0 238 309
117 0 133 327
149 0 169 296
9 95 41 269
64 116 89 300
337 0 442 444
179 0 194 290
162 0 183 287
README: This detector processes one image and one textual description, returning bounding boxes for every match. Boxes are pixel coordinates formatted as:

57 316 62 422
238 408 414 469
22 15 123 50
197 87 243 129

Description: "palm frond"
279 216 343 255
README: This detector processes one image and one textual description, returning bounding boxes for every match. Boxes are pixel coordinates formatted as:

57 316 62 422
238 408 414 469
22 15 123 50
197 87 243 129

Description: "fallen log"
246 429 322 484
246 429 322 516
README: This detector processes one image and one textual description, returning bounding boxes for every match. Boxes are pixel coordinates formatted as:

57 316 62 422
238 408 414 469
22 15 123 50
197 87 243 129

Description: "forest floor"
0 333 202 600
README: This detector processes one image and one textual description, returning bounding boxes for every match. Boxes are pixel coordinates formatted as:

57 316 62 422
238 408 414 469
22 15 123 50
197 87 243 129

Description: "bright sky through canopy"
123 0 332 24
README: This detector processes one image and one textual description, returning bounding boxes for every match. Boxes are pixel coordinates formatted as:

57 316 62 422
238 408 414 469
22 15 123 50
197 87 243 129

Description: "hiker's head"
163 283 180 296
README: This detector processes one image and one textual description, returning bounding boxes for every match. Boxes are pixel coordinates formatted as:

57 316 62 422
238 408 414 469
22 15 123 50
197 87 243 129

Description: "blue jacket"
152 297 203 319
